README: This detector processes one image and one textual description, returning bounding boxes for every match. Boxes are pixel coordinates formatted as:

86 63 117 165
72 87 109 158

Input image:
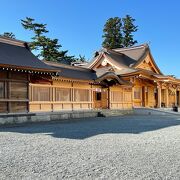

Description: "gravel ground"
0 115 180 180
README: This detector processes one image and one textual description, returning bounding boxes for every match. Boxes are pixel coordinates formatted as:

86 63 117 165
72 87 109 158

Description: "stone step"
98 109 133 117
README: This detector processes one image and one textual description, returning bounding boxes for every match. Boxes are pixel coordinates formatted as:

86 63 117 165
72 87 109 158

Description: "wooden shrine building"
0 36 180 114
87 45 180 108
0 36 57 113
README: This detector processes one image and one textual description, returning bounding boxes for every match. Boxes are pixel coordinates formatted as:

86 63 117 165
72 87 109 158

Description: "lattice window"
111 91 123 102
74 89 89 101
134 87 141 99
33 87 50 101
124 92 132 102
56 88 70 101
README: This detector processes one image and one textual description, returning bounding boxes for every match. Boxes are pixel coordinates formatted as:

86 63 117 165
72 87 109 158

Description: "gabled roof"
0 36 57 72
105 49 136 67
113 44 147 64
88 44 162 75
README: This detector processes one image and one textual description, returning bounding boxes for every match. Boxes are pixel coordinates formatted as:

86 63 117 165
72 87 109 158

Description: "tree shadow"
0 115 180 139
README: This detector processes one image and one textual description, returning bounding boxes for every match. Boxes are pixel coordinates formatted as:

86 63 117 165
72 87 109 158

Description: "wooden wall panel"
81 103 89 109
10 82 28 99
73 82 91 88
10 72 28 80
0 102 8 113
52 81 72 87
41 104 52 112
29 104 41 112
10 102 28 113
53 104 63 111
110 86 133 109
0 71 7 79
73 104 80 110
0 81 5 98
0 71 28 113
63 104 73 110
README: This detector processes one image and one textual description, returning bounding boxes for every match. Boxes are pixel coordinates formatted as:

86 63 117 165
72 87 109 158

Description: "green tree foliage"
2 32 16 39
102 15 138 49
122 15 138 47
102 17 123 49
21 17 74 64
77 55 87 62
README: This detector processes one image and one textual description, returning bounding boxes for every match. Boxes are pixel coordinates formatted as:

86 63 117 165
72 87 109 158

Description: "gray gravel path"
0 115 180 180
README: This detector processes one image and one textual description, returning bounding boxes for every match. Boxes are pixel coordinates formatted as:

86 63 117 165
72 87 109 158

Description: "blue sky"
0 0 180 77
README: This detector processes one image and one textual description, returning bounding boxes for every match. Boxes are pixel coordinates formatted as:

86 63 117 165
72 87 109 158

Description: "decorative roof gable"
88 44 162 75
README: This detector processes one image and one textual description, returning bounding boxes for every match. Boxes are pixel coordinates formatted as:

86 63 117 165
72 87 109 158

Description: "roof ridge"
106 48 124 55
113 43 149 52
0 36 27 47
43 60 94 72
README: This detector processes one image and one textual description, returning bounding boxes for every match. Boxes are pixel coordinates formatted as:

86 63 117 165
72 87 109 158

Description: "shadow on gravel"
0 115 180 139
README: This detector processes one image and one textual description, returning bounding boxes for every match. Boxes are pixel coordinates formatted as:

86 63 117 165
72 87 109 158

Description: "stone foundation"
0 109 133 126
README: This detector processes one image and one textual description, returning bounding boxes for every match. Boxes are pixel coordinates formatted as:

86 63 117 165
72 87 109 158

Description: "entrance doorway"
93 88 108 109
154 89 158 108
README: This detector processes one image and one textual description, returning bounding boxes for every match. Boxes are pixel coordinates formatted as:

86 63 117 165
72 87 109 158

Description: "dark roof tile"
43 61 97 80
113 44 147 62
0 37 57 72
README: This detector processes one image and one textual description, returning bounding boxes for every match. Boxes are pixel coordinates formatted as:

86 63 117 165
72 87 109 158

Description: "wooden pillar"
122 88 124 109
27 74 30 113
71 82 74 111
52 87 55 112
7 71 11 113
178 90 180 107
165 88 169 108
157 87 161 108
109 87 112 109
132 86 134 107
174 89 177 106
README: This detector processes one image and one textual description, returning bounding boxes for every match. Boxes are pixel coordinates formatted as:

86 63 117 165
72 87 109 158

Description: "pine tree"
21 17 74 64
102 17 123 49
122 15 138 47
77 55 87 62
102 15 138 49
2 32 16 39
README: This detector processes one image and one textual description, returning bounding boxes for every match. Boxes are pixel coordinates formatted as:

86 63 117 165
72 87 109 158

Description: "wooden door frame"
101 88 108 109
142 86 145 107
